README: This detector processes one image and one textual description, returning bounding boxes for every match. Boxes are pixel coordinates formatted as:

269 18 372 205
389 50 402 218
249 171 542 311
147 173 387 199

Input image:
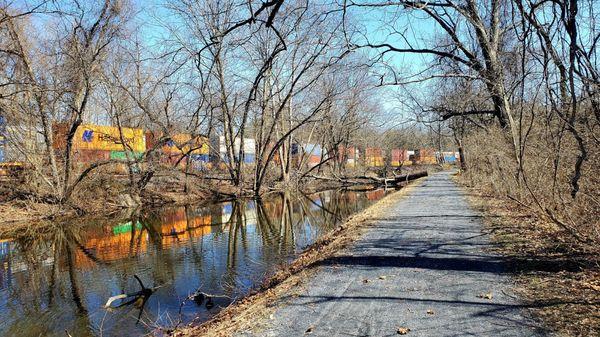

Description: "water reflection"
0 188 389 336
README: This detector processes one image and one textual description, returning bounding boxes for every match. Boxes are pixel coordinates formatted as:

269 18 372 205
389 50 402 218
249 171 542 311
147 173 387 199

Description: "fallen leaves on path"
379 275 387 280
477 292 493 300
397 326 410 335
426 309 435 315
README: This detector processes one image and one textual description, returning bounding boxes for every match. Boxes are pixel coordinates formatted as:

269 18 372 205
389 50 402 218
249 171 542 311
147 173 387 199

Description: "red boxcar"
391 149 407 167
415 148 437 164
365 148 384 167
338 145 359 167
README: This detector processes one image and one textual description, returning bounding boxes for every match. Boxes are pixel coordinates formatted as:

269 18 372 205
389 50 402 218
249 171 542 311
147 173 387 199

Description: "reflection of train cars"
215 201 258 231
75 221 149 268
262 196 284 219
306 193 324 211
365 148 384 167
214 201 260 228
219 202 234 225
243 201 257 229
159 207 212 247
365 189 385 201
75 208 213 267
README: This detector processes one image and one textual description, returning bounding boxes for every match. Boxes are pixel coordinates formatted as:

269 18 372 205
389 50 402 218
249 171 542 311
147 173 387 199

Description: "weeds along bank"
462 184 600 337
461 125 599 251
457 122 599 336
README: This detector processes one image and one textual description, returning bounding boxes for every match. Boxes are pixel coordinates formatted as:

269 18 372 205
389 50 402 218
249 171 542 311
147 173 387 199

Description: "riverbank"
172 177 426 336
456 173 600 337
0 166 432 235
0 176 215 234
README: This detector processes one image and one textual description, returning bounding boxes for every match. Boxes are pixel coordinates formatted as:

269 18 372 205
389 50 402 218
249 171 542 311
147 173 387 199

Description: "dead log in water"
307 171 428 187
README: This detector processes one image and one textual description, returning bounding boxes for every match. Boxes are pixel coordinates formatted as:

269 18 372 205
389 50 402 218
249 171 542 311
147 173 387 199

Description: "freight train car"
301 143 323 167
146 132 210 170
439 151 459 163
390 149 413 167
53 123 146 173
414 148 437 164
210 135 256 166
288 143 328 168
338 145 359 167
365 147 384 167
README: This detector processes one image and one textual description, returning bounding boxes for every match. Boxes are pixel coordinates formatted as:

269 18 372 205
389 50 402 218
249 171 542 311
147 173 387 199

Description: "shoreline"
0 179 386 238
171 178 425 337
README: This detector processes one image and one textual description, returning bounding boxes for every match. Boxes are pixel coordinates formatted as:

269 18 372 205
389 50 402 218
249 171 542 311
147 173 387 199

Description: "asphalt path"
240 171 549 337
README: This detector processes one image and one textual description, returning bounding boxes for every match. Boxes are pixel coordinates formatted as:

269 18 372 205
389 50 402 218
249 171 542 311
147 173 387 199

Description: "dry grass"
172 180 425 337
458 174 600 337
0 201 65 229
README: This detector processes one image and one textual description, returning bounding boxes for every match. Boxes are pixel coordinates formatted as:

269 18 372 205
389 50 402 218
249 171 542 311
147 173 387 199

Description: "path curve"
240 171 548 337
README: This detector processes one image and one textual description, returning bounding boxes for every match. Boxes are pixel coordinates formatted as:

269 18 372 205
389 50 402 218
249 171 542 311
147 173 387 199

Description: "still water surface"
0 188 388 336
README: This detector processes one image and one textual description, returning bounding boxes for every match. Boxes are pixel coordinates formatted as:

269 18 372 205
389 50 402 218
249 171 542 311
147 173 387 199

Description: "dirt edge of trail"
172 179 426 337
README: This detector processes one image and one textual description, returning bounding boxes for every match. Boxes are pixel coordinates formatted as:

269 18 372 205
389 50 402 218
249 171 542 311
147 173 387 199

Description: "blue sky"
15 0 440 127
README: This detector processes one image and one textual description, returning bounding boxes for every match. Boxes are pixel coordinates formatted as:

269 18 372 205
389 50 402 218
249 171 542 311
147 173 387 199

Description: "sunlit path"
240 172 550 337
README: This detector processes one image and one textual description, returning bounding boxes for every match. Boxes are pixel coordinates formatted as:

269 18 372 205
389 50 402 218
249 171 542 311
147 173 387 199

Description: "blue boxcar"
443 155 457 163
191 154 209 170
302 143 322 156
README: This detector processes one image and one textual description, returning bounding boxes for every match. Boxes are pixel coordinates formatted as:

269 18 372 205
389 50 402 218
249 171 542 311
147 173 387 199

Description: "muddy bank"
172 178 424 337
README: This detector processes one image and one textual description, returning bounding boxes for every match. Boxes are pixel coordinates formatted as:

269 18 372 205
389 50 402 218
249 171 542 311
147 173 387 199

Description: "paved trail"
241 171 548 337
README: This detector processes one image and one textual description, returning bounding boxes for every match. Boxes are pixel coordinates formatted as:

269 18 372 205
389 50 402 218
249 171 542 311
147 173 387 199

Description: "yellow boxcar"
54 123 146 153
366 156 384 167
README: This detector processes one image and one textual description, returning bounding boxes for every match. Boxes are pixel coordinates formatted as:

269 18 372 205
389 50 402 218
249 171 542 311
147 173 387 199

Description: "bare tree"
0 0 131 203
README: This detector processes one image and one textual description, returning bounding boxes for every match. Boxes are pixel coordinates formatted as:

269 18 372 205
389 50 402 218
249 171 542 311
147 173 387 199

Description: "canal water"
0 188 388 336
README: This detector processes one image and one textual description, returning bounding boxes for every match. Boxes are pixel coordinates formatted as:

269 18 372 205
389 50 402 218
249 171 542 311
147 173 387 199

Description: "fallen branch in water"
105 275 163 308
